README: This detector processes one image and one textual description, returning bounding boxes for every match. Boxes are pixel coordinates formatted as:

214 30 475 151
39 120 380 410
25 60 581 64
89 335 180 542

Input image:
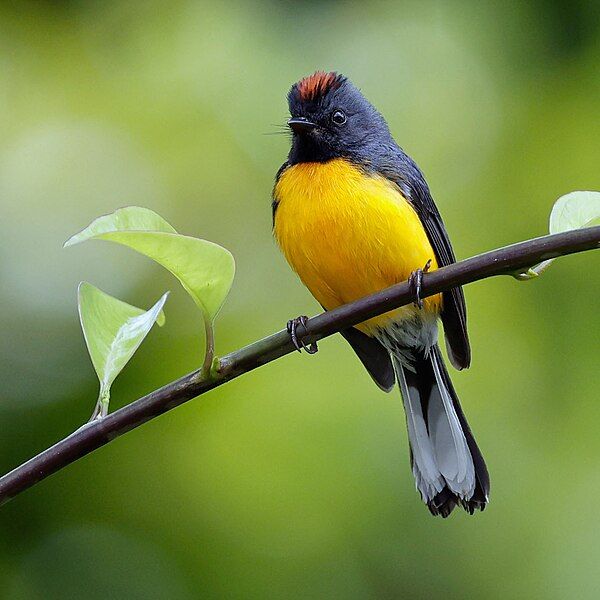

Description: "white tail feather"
394 352 476 502
429 351 475 498
394 357 444 502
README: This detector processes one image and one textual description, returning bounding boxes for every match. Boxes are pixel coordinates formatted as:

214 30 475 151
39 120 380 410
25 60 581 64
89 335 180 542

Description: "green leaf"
549 191 600 234
78 282 168 413
65 206 176 245
513 191 600 280
65 207 235 322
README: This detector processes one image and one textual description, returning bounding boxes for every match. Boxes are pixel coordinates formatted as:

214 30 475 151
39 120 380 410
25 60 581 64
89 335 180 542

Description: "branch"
1 227 598 506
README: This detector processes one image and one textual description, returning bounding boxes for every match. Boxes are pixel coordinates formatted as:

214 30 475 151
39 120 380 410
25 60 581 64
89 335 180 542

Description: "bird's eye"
331 110 347 125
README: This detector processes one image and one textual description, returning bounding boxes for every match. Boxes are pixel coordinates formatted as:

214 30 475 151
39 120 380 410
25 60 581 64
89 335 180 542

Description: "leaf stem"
89 387 111 421
200 315 215 380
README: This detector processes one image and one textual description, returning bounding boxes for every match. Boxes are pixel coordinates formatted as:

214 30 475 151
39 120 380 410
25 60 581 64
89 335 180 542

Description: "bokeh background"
0 1 599 598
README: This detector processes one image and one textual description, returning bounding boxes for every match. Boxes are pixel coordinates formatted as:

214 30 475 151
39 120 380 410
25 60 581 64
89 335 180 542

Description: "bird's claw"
408 259 432 309
287 315 318 354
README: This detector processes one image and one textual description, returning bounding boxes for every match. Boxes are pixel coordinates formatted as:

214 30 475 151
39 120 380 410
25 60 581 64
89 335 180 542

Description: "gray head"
286 71 392 164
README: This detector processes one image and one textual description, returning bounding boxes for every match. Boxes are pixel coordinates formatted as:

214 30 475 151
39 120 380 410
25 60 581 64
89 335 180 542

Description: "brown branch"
0 226 598 506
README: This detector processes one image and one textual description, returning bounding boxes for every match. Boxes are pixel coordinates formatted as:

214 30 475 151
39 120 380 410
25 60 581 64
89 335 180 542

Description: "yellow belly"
273 158 441 335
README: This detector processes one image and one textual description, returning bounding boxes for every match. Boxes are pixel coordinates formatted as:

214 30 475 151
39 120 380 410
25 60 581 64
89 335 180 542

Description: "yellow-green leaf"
66 207 235 321
549 191 600 235
514 191 600 280
78 282 168 403
65 206 176 245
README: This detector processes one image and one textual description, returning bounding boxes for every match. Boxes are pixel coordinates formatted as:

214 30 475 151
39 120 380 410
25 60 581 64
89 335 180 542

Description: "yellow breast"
273 158 441 335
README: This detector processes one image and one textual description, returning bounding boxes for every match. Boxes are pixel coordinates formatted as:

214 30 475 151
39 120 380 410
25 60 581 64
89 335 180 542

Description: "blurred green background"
1 1 599 598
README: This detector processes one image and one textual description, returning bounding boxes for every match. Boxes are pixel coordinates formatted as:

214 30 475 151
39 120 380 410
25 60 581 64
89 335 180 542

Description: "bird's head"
286 71 391 164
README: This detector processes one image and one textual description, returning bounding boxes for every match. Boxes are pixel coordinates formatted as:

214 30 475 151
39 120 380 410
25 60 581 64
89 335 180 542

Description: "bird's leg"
408 259 432 310
287 315 319 354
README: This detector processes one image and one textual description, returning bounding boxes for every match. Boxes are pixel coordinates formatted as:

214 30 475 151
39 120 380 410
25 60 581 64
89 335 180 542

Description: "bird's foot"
287 315 319 354
408 259 432 309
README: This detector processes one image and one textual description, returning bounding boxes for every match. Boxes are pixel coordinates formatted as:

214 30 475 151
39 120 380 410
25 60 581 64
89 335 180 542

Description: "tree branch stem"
0 227 598 506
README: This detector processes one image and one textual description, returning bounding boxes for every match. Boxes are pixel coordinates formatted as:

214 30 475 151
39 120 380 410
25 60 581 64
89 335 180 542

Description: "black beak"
288 117 317 134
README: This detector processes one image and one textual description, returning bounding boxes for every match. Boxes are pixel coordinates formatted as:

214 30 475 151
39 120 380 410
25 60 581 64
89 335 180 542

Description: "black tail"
394 345 489 517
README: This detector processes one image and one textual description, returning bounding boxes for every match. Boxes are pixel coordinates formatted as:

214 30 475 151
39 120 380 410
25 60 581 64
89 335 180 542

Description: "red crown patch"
294 71 345 102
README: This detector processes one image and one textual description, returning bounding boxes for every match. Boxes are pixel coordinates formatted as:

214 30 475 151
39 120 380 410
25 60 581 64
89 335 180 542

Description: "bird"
272 71 489 517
